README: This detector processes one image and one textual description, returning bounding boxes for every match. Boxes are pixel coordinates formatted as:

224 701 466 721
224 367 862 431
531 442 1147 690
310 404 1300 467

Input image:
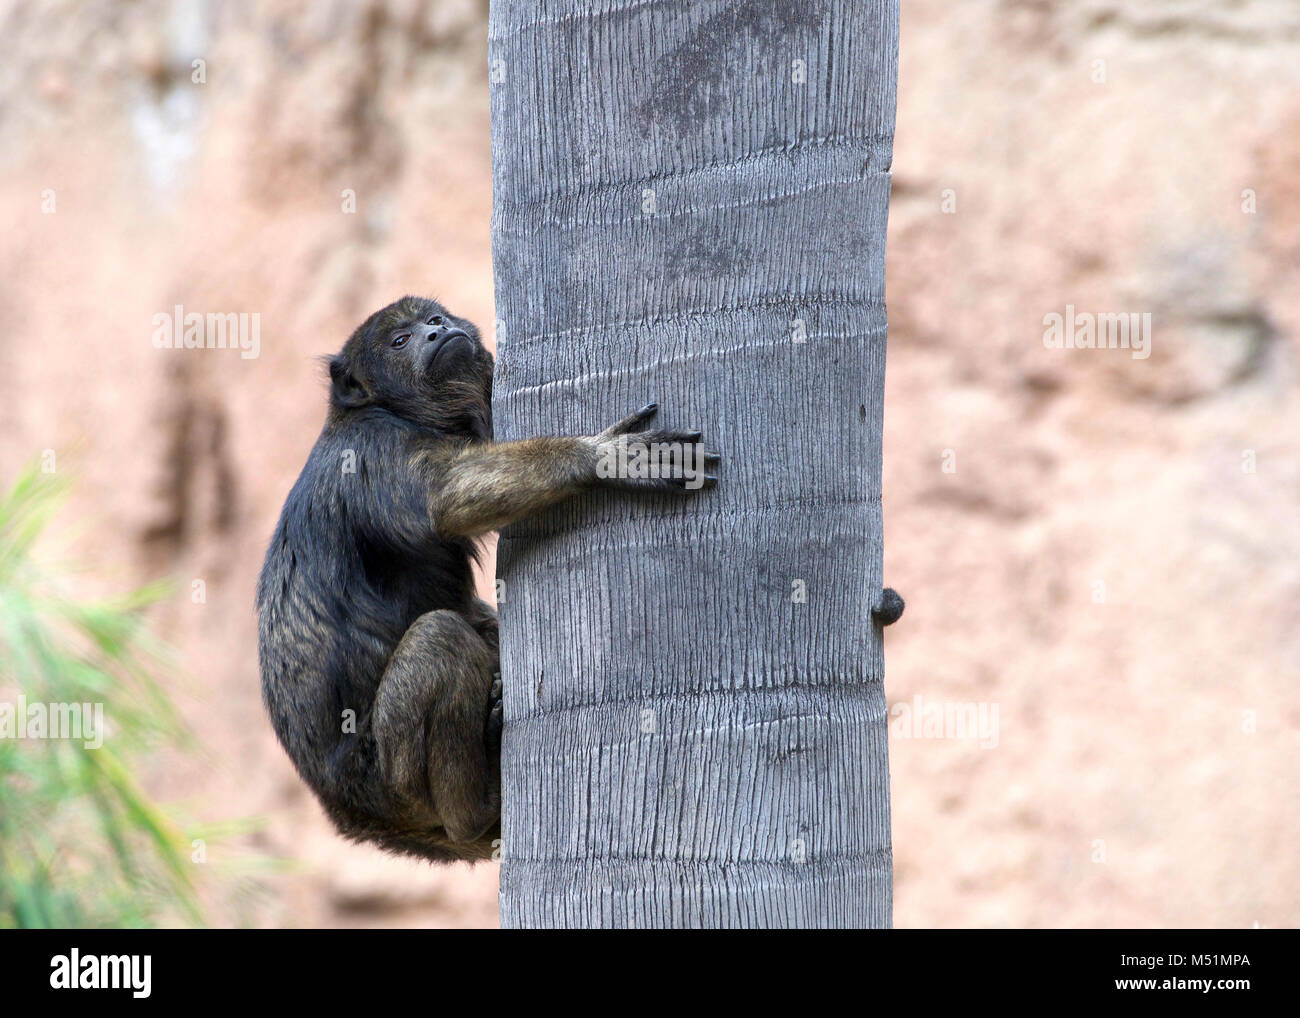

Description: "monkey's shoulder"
269 417 474 601
307 411 475 491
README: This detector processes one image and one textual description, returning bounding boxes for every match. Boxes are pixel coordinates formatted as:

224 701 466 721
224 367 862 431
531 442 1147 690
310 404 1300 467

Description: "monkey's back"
256 416 478 833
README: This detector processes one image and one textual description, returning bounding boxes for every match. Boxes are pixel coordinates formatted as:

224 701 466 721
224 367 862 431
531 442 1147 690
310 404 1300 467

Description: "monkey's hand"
591 403 720 493
430 404 718 538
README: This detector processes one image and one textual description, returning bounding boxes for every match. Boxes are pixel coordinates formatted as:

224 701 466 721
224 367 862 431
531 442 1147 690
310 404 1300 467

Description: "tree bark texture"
489 0 900 928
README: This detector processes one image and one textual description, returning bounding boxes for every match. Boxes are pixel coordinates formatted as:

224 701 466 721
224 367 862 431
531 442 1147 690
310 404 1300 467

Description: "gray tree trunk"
488 0 899 928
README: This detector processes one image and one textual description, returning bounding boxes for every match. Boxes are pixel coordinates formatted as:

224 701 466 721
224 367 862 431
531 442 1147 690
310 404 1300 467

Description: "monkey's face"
329 297 493 433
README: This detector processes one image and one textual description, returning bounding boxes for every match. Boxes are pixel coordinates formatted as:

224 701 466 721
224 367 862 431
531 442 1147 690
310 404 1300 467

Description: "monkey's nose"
427 329 470 363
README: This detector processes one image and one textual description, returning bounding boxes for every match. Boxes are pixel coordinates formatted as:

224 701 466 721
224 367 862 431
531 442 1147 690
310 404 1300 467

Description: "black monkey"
257 296 717 861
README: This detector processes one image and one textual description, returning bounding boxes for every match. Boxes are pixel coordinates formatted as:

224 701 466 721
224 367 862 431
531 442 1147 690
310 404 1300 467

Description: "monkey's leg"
372 609 500 844
464 597 500 655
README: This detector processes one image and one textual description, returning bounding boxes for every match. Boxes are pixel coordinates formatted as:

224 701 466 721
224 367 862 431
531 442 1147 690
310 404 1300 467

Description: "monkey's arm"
431 436 596 537
428 403 718 539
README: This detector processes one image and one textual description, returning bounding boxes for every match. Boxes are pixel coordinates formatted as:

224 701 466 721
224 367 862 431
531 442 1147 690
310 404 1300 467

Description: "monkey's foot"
486 673 503 751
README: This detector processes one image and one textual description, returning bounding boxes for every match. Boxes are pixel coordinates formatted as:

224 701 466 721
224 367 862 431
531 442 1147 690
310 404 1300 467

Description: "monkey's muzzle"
424 329 472 369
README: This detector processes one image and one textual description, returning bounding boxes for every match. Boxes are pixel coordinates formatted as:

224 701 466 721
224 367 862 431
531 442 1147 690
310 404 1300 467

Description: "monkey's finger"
636 429 705 446
611 403 659 434
665 472 718 492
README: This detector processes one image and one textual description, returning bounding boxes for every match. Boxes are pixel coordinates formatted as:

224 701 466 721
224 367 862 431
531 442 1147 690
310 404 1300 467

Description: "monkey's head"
328 296 493 437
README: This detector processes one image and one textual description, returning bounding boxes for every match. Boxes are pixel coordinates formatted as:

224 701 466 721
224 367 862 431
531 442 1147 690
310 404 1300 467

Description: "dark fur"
257 296 717 862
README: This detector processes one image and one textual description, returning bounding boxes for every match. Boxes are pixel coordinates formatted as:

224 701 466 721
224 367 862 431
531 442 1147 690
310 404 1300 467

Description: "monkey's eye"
427 315 444 326
392 333 411 348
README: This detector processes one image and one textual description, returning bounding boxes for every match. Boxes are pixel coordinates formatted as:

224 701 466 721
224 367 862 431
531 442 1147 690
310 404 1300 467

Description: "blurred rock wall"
0 0 1295 927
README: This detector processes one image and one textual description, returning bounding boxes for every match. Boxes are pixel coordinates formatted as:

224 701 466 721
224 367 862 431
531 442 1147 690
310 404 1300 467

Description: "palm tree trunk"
489 0 899 928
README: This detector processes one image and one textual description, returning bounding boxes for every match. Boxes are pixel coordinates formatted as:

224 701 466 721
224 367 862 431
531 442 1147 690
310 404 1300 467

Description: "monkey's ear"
329 355 371 409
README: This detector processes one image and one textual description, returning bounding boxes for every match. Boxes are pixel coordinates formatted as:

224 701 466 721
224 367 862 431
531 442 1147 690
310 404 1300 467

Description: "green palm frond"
0 463 208 928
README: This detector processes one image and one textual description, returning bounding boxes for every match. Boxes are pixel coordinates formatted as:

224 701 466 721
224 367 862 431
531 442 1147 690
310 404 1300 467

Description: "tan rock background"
0 0 1295 927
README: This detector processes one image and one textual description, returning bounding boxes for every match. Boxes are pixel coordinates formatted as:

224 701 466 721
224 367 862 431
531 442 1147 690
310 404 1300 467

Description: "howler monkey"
257 297 717 862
